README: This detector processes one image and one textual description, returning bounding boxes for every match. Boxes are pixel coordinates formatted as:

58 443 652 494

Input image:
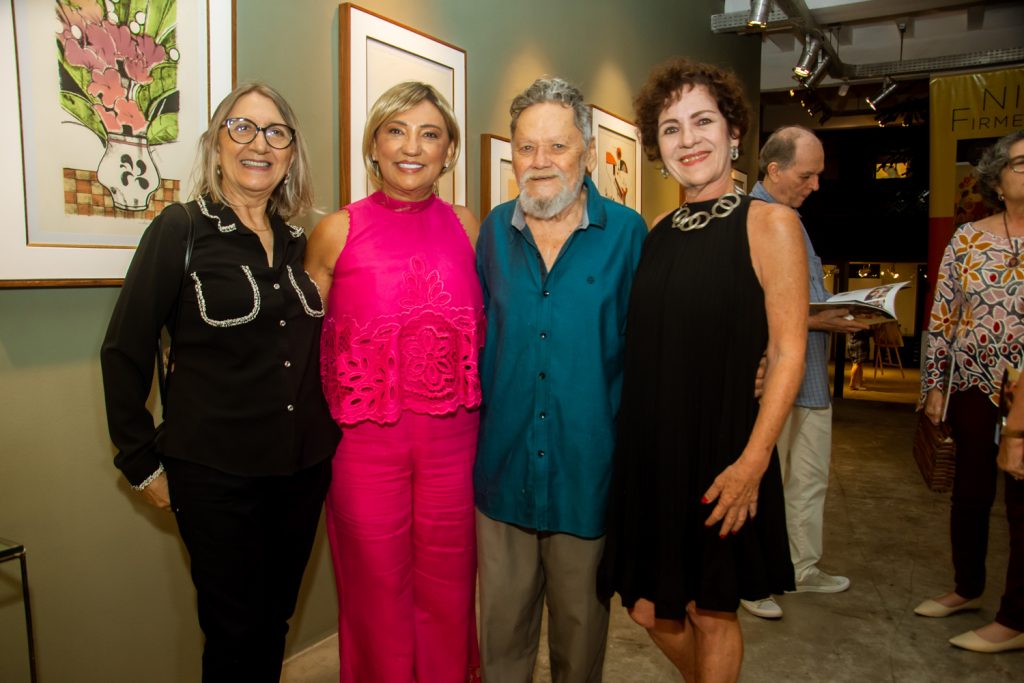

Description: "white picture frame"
0 0 234 286
590 105 642 214
731 168 749 195
480 133 516 217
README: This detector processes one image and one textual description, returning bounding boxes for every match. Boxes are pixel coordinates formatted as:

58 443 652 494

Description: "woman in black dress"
600 59 808 682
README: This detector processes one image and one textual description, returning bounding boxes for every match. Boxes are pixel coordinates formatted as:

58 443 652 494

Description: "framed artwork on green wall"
1 0 234 287
340 3 466 208
480 134 516 218
591 105 642 214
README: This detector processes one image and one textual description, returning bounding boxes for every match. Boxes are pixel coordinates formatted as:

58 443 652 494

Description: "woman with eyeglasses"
101 82 339 681
305 81 483 682
915 129 1024 653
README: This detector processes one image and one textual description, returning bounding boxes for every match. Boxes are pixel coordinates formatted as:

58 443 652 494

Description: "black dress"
599 195 794 618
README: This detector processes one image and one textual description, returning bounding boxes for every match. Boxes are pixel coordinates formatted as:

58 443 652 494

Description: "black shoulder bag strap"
156 203 196 414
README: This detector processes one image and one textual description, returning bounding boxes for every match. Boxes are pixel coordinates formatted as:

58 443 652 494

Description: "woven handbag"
912 411 956 492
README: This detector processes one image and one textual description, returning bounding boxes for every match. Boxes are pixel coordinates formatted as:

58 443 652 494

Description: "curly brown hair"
975 129 1024 207
633 58 751 162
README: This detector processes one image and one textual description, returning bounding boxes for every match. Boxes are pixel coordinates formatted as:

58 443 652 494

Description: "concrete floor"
281 398 1020 682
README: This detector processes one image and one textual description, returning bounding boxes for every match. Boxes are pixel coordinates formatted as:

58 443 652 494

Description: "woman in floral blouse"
915 130 1024 654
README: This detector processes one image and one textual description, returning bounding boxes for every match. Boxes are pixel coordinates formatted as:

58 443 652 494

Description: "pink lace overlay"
320 194 484 425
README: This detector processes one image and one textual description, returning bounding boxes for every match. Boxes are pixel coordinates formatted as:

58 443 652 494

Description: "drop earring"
283 173 290 186
730 146 740 161
659 167 669 179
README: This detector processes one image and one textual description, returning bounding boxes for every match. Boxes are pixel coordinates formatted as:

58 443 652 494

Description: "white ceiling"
722 0 1024 91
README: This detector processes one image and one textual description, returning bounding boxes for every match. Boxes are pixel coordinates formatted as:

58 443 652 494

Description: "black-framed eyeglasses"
223 117 295 149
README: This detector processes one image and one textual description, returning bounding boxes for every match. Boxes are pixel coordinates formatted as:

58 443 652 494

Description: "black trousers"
164 456 332 683
947 388 1024 631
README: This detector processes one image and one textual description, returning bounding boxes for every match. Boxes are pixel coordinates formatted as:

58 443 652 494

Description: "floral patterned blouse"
922 222 1024 406
320 192 484 426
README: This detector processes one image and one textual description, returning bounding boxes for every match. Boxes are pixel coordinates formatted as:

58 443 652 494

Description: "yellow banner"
930 69 1024 220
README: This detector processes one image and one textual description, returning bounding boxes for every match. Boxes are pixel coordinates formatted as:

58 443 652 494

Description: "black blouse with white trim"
101 197 340 486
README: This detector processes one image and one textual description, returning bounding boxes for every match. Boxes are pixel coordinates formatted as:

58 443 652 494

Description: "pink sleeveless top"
320 192 484 426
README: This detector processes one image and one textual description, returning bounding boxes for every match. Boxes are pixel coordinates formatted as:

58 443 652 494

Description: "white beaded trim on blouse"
191 266 261 327
132 462 165 491
287 266 325 317
196 196 237 233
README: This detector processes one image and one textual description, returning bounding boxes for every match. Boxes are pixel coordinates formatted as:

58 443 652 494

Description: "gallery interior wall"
0 1 759 681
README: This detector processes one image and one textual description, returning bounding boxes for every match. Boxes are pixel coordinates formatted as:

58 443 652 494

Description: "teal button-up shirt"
474 176 647 538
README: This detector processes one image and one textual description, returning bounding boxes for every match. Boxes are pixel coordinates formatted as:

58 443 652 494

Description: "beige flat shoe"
949 629 1024 653
913 596 982 617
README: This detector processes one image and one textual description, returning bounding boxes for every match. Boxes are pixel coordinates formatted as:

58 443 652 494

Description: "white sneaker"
740 597 783 619
793 568 850 594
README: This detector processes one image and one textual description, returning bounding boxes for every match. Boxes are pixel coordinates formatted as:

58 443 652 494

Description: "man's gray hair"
758 124 818 177
510 77 592 145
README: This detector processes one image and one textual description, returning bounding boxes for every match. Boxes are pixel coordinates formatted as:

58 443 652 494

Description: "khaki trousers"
777 404 833 580
476 509 609 683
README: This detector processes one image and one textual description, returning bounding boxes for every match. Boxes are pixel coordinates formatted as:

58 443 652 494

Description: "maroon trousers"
947 388 1024 631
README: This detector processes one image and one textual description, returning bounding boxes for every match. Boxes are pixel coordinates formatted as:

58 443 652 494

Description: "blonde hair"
362 82 461 189
192 82 314 219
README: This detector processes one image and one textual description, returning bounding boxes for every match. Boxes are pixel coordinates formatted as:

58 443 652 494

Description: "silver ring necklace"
672 193 742 232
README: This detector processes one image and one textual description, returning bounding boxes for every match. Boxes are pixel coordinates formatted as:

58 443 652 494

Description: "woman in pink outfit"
305 82 483 682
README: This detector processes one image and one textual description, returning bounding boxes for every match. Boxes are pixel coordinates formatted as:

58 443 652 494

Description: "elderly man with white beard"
473 77 648 683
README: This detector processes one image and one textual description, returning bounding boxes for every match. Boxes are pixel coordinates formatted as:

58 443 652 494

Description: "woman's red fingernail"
731 530 739 535
701 496 710 504
719 533 727 539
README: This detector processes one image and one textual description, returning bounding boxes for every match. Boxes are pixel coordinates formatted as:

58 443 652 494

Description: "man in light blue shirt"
474 77 647 682
741 125 868 620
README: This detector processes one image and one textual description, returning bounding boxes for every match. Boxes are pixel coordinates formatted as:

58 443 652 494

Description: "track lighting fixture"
866 77 898 110
803 54 831 90
747 0 773 28
868 24 906 113
793 34 823 78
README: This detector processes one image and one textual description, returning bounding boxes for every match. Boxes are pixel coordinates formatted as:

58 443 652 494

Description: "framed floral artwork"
1 0 234 286
340 3 466 207
591 105 641 214
480 133 517 217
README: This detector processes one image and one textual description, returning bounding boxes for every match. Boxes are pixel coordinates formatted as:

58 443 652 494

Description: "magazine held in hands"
810 281 910 326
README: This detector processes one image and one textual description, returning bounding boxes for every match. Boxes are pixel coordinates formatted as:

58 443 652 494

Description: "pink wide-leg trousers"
325 408 480 683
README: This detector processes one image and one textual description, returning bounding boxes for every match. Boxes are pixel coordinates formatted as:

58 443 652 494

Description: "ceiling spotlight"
803 54 831 90
838 81 850 97
866 77 898 110
793 34 823 78
747 0 773 28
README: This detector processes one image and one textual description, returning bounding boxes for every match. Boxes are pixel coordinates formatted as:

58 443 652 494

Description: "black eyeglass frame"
223 117 296 149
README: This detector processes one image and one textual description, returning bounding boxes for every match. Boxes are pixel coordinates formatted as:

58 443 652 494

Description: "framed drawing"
480 134 517 216
731 168 748 195
340 3 466 207
591 105 641 214
1 0 234 287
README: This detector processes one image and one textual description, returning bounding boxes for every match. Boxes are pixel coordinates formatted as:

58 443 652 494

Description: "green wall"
0 1 758 681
